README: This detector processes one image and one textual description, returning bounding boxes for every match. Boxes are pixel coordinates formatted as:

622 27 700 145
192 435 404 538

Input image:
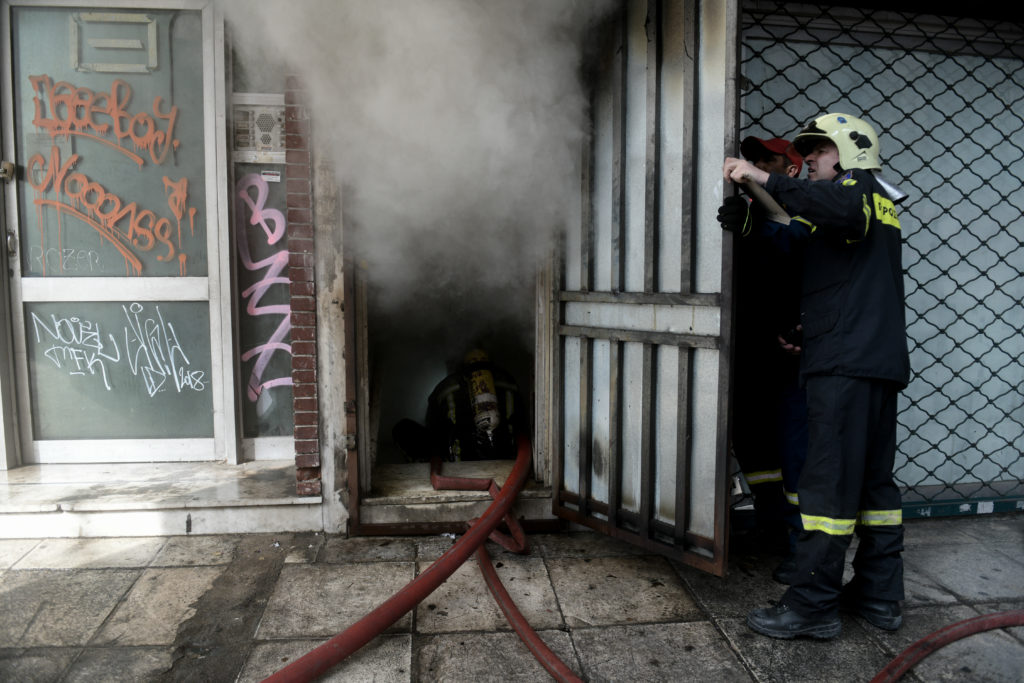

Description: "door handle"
6 232 16 256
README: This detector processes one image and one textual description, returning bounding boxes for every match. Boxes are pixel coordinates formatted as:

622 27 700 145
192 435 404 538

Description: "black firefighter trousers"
782 375 905 618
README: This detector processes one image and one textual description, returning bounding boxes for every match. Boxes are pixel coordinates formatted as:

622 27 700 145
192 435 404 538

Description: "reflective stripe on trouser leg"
851 381 905 601
783 376 894 617
745 469 783 486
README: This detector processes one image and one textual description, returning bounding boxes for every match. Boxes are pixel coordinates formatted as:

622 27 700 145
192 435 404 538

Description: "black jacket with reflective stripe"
764 169 910 388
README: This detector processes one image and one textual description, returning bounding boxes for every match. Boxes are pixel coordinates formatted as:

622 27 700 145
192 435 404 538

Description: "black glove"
717 195 752 236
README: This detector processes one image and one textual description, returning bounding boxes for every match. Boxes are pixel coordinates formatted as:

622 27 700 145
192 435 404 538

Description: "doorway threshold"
0 461 322 538
357 460 554 529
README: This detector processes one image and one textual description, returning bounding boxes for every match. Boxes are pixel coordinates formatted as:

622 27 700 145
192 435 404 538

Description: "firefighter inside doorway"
392 348 527 463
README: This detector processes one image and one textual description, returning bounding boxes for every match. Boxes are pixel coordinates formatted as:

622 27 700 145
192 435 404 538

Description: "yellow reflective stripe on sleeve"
845 194 871 244
861 194 872 239
873 192 901 229
801 513 857 536
841 178 858 186
745 469 783 486
784 489 799 506
858 509 903 526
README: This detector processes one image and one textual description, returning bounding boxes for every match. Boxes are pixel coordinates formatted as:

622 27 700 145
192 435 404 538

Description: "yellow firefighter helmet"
793 113 882 171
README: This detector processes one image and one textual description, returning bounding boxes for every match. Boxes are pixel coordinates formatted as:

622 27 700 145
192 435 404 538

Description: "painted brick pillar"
285 75 320 496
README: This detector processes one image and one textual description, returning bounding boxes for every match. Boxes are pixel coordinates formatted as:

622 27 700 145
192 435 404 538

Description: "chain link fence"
738 1 1024 517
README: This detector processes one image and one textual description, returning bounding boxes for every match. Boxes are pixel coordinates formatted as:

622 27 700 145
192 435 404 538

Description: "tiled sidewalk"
1 514 1022 682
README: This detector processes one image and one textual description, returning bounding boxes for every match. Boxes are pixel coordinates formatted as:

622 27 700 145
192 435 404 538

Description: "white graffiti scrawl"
235 173 292 412
31 311 121 390
30 303 206 396
122 302 206 396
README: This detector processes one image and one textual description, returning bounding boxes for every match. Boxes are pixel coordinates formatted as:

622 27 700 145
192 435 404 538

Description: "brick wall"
284 76 320 496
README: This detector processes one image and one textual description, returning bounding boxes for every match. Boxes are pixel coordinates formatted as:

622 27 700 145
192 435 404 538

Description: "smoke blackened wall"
224 0 615 460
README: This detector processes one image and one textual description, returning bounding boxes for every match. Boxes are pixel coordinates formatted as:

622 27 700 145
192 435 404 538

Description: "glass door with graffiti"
1 2 234 463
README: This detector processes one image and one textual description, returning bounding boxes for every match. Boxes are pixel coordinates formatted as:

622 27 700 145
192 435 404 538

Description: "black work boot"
839 584 902 631
747 603 841 640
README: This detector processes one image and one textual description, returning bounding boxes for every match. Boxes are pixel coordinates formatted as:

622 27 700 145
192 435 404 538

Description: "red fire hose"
430 454 583 683
475 542 583 683
871 609 1024 683
262 434 581 682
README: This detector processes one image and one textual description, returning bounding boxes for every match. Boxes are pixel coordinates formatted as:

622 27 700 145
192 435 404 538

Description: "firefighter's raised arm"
723 156 770 186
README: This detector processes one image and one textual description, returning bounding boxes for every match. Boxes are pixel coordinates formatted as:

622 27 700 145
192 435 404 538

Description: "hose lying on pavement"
871 609 1024 683
430 453 583 683
262 434 581 682
475 542 583 683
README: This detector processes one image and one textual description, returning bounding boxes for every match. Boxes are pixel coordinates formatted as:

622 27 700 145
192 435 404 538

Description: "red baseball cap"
740 136 803 175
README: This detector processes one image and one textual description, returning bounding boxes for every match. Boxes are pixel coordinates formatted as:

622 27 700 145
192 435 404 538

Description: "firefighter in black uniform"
719 136 808 583
393 349 524 462
722 113 911 640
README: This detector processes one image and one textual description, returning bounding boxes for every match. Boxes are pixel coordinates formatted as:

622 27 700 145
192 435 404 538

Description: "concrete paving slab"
412 535 519 563
877 604 1024 682
12 537 166 569
63 646 173 682
415 552 563 633
720 614 892 682
150 534 238 566
674 554 788 620
572 621 753 682
548 555 701 627
902 518 977 547
414 534 459 562
0 539 39 569
92 566 225 646
858 603 978 658
903 559 960 606
319 535 418 563
930 514 1024 540
906 543 1024 601
256 562 415 639
533 531 647 558
238 635 412 682
939 516 1024 567
415 629 579 681
0 647 80 683
992 541 1024 566
285 532 326 564
1 569 138 646
972 599 1024 646
914 628 1024 682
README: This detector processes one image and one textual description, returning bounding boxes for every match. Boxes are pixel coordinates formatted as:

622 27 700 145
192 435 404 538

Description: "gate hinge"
0 161 15 183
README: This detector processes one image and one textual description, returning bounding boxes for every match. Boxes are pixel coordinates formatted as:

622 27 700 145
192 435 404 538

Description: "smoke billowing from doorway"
223 0 613 339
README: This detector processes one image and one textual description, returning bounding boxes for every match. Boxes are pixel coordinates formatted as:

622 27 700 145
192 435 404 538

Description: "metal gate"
739 1 1024 517
550 0 734 576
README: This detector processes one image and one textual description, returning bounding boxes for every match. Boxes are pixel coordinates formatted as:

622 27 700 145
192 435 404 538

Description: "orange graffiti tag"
163 176 195 248
28 146 197 273
29 75 180 167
